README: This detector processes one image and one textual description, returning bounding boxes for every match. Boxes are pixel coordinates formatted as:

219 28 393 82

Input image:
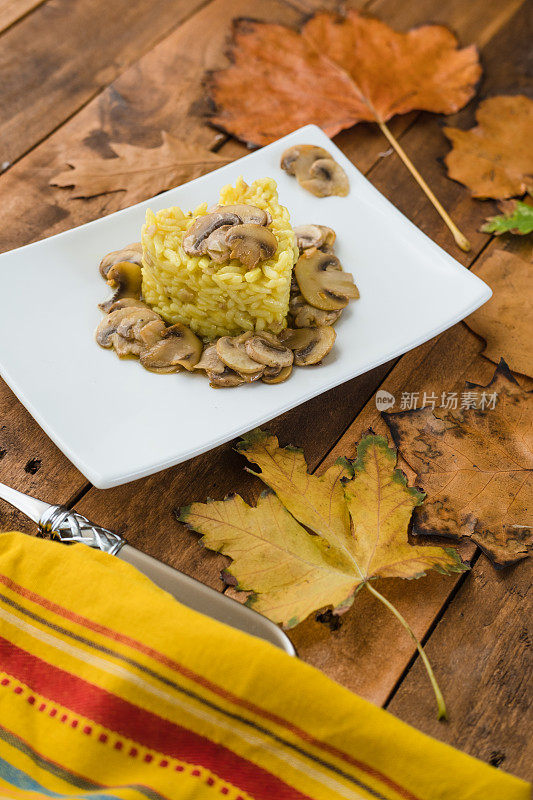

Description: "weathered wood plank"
0 0 214 169
0 0 44 33
387 553 532 782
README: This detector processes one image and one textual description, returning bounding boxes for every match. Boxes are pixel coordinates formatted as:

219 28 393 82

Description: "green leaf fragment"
481 200 533 235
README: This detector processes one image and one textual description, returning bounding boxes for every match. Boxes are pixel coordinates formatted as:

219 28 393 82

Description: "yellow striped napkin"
0 531 528 800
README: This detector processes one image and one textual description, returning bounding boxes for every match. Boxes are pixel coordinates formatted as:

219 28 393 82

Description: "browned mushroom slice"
208 367 245 388
262 364 293 384
280 326 336 366
194 343 226 374
280 145 349 197
216 335 264 374
303 159 349 198
110 333 144 358
99 260 143 311
182 211 240 256
294 225 336 253
115 307 161 341
244 334 293 368
289 293 342 327
95 306 151 348
226 224 278 269
140 323 202 373
294 250 359 311
99 243 143 279
208 204 271 226
137 319 166 348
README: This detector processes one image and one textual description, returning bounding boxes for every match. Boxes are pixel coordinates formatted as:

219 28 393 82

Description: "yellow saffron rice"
141 177 298 340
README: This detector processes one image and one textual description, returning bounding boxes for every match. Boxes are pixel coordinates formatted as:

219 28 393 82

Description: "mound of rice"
141 177 298 340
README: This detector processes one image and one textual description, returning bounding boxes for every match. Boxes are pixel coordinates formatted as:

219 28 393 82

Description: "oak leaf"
209 12 480 146
465 251 533 378
383 361 533 567
444 96 533 199
481 197 533 236
180 431 465 629
51 132 229 203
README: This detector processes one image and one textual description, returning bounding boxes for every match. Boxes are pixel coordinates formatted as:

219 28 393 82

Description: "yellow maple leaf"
182 432 465 627
181 432 465 718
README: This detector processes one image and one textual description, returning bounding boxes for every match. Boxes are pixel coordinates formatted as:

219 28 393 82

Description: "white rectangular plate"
0 126 490 488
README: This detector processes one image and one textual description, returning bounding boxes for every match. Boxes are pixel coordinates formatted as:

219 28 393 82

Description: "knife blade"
0 482 295 655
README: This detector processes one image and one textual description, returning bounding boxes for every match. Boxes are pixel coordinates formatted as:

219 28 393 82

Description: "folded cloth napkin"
0 532 528 800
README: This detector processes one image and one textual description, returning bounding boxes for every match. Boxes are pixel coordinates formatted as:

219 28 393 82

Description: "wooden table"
1 0 531 784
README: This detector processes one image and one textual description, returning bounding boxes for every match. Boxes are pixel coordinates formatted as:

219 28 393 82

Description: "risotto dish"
95 157 358 388
142 178 298 339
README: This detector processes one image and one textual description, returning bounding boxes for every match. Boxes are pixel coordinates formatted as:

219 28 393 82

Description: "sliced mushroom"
110 333 144 358
99 260 143 311
203 225 233 263
95 306 150 348
280 326 336 366
226 224 278 269
280 145 349 197
194 343 226 374
140 323 202 373
240 369 265 383
99 243 143 280
294 225 336 253
294 250 359 311
115 307 161 341
216 334 264 375
137 318 166 348
289 293 342 327
262 364 293 384
182 211 240 256
303 159 349 198
102 297 149 314
244 334 293 368
208 204 271 226
208 367 246 388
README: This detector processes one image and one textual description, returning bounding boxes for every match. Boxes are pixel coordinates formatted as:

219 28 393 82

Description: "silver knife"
0 482 295 656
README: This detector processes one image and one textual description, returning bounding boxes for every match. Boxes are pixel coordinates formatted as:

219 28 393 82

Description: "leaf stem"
365 581 447 720
377 121 471 253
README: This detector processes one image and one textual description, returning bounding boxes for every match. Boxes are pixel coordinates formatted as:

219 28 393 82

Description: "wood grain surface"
0 0 530 783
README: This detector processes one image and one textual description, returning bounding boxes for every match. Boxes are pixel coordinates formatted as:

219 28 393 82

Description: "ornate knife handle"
38 505 125 556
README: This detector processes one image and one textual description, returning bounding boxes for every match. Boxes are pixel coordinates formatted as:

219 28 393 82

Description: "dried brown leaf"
209 12 480 146
465 251 533 378
444 95 533 199
51 132 229 203
383 362 533 567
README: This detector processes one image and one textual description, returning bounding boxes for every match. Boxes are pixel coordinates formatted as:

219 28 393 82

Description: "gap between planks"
0 0 46 34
